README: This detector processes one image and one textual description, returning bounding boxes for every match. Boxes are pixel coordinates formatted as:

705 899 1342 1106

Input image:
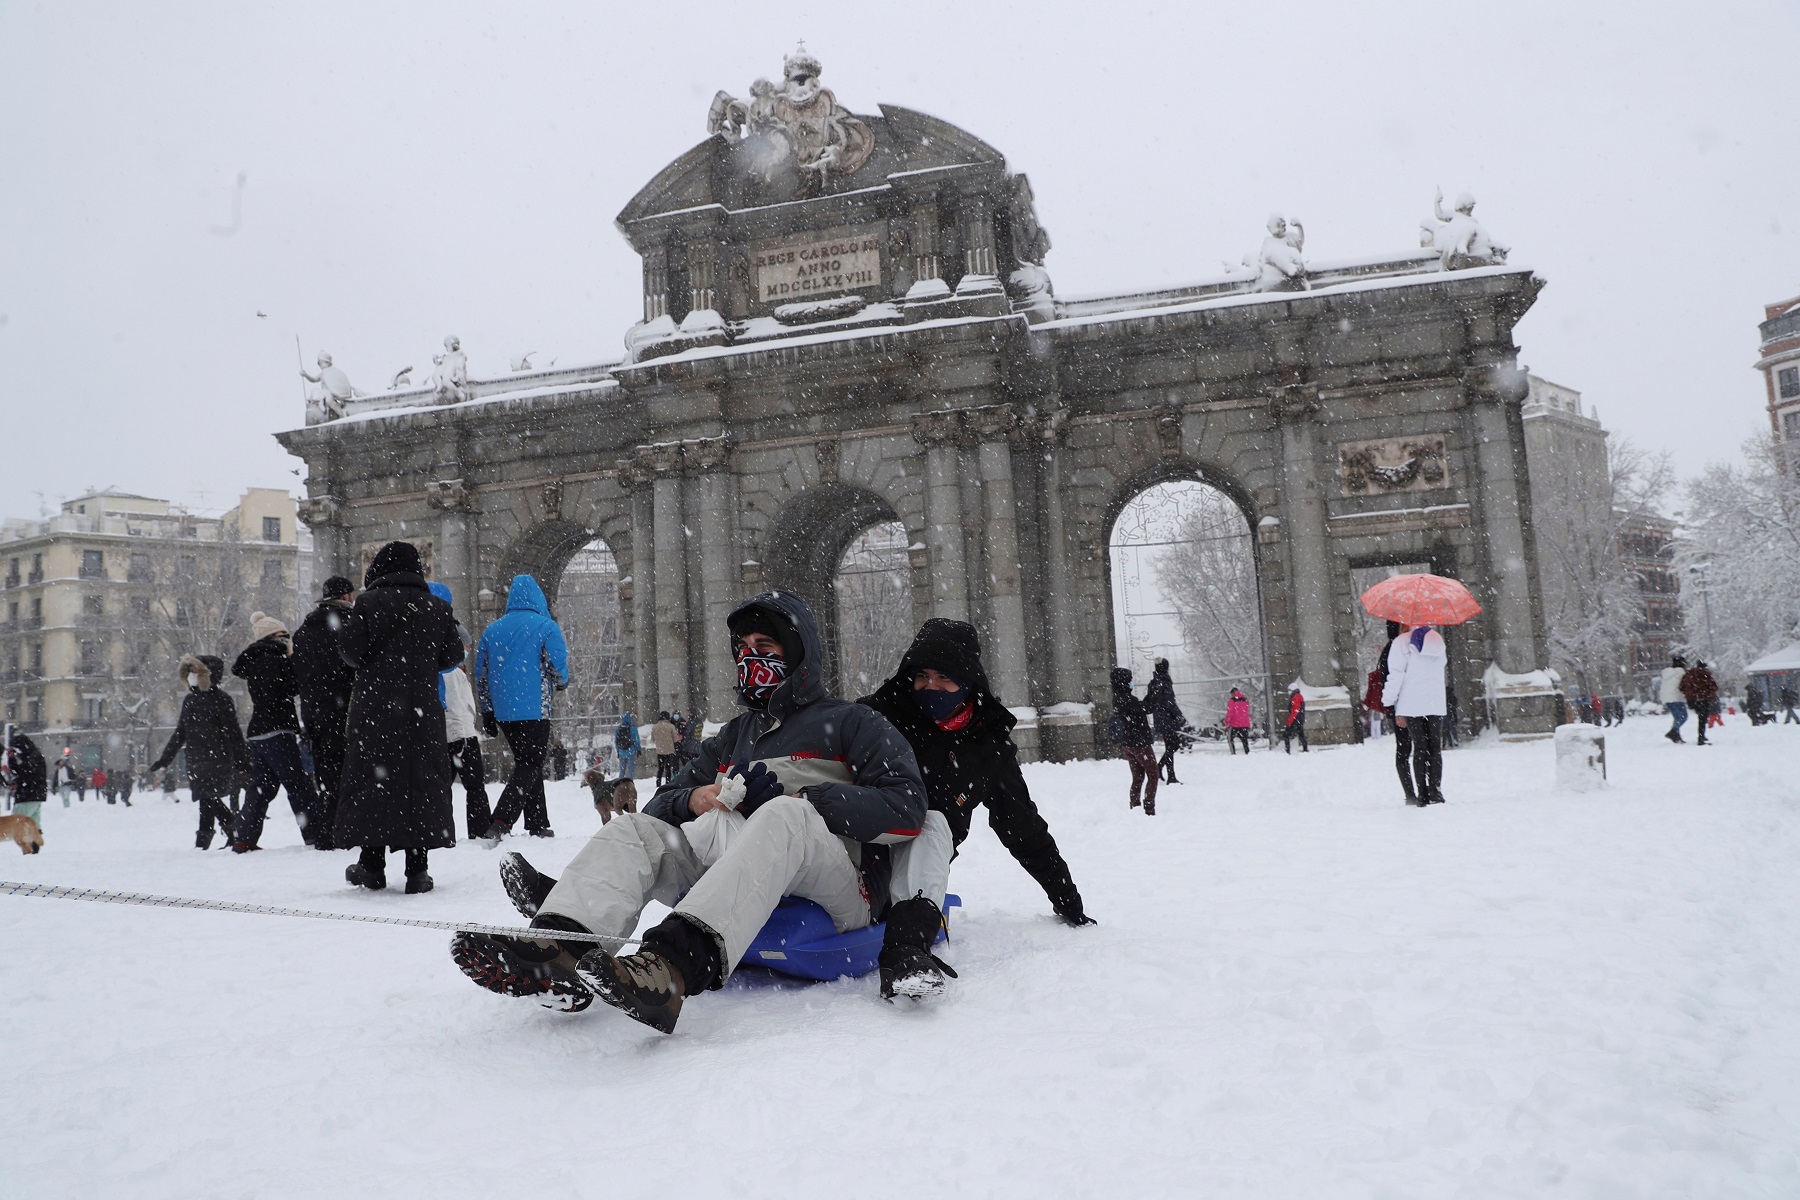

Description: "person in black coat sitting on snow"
859 619 1095 1000
151 655 253 849
332 542 465 894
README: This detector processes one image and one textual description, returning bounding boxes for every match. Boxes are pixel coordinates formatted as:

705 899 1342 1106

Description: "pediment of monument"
615 104 1007 236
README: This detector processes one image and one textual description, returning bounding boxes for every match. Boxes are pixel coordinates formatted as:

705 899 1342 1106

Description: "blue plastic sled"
740 894 960 981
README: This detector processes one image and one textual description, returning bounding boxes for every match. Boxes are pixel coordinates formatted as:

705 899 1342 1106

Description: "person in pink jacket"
1224 688 1252 755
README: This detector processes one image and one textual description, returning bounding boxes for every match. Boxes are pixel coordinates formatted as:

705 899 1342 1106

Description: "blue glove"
729 761 785 813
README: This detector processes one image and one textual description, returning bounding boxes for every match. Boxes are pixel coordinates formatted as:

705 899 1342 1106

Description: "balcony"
79 566 108 580
26 570 44 584
3 574 17 589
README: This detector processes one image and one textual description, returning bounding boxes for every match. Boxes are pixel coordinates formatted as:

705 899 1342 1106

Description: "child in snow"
1224 688 1253 755
150 656 253 849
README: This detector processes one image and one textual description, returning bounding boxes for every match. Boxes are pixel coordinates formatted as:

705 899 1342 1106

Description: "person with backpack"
1109 667 1158 814
472 574 570 842
1143 658 1189 784
1679 659 1720 747
150 655 252 849
1282 685 1308 753
613 711 641 780
1224 688 1253 755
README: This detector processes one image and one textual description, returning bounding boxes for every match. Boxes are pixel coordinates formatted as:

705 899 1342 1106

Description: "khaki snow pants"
887 810 954 909
537 795 871 979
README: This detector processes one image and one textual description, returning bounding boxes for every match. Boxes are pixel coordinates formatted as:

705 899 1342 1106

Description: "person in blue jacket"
473 575 570 841
613 710 641 781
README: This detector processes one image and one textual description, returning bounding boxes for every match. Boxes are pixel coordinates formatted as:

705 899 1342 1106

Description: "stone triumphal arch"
278 49 1560 757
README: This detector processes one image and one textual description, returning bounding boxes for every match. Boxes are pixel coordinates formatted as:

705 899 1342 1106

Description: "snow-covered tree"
1673 436 1800 685
1152 487 1266 721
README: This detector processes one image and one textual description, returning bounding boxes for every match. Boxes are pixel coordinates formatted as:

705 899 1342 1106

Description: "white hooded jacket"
1381 628 1448 717
442 666 479 742
1658 666 1687 705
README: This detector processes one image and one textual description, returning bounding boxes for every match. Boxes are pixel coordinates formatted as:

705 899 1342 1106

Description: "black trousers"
194 787 234 849
1226 727 1250 754
1402 716 1443 800
490 720 552 834
449 736 492 839
1282 720 1308 752
1157 737 1181 781
656 753 677 785
240 732 326 848
1393 720 1413 797
306 719 346 836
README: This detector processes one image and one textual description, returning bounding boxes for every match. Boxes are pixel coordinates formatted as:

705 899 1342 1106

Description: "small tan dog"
2 812 44 854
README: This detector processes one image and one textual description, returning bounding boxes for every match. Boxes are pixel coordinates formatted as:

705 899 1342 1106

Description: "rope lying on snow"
0 880 636 947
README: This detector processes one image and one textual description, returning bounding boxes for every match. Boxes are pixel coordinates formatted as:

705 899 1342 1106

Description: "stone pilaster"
642 250 669 322
689 436 737 721
686 239 720 316
968 405 1029 709
910 200 942 289
425 477 476 629
617 458 659 718
1274 385 1344 737
959 194 997 281
295 493 351 584
644 443 691 713
911 411 970 621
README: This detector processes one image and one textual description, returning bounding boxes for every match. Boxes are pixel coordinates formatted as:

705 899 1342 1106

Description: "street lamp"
1688 562 1716 662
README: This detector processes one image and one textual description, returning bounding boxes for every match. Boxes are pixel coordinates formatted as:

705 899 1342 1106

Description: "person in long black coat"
150 655 252 849
332 542 464 894
292 575 358 833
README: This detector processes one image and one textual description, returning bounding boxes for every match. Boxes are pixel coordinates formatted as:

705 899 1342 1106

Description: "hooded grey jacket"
643 592 927 907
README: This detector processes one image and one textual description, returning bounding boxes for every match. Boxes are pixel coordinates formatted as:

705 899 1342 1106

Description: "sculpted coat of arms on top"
708 46 875 195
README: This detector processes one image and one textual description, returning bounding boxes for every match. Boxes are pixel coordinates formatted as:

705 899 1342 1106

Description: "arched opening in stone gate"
1108 477 1271 743
760 486 916 699
551 537 626 771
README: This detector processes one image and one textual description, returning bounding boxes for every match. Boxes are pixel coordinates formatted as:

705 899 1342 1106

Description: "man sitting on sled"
452 591 926 1033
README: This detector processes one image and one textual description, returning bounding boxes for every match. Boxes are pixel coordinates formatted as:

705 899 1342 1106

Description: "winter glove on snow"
727 761 785 814
1052 895 1097 927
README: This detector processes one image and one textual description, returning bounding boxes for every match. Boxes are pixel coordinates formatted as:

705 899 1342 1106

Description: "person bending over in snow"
455 590 925 1034
859 619 1094 1000
150 655 252 849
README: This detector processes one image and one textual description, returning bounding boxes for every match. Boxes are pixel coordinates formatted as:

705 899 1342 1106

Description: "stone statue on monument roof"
300 351 355 420
1250 214 1308 292
1421 188 1508 270
432 334 469 403
707 45 875 196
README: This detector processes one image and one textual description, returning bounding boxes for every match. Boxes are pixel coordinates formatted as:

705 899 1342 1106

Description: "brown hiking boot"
576 948 686 1034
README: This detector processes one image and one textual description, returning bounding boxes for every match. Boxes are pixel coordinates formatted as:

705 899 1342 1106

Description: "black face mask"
913 684 967 723
736 648 789 709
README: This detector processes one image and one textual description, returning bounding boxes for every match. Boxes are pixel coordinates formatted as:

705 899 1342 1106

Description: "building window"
29 553 42 583
27 699 40 725
130 596 151 618
1784 409 1800 441
29 597 41 621
262 516 281 543
85 697 105 725
128 552 152 582
4 558 17 588
1780 366 1800 399
83 594 104 616
261 558 284 588
174 600 191 628
178 555 196 578
81 549 105 579
80 642 103 675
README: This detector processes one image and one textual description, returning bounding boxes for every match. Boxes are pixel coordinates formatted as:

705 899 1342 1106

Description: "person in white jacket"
1658 655 1690 744
1381 624 1448 805
443 647 492 839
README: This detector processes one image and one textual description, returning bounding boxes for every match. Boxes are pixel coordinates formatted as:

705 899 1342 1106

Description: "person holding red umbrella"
1361 573 1480 807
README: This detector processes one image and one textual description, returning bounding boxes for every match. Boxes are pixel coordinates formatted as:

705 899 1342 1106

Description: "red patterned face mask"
735 648 789 708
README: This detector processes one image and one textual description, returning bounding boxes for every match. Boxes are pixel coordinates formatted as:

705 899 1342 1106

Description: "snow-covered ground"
4 715 1798 1198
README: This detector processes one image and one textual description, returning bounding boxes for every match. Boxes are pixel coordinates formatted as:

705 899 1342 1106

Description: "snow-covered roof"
1745 642 1800 674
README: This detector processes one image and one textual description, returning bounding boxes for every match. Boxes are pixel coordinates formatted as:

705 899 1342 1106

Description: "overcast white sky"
2 1 1796 519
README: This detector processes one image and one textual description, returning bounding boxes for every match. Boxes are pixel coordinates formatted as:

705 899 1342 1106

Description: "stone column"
969 406 1029 707
910 200 942 289
911 411 970 621
1274 388 1337 687
642 250 669 322
689 437 737 722
959 194 997 281
646 444 690 713
686 239 719 316
620 462 659 718
1033 407 1086 705
295 494 349 584
1469 391 1542 675
425 478 475 629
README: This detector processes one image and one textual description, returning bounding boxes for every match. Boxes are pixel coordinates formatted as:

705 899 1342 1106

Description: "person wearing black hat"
292 574 358 840
860 618 1094 1001
451 590 926 1033
332 542 464 893
1110 667 1158 813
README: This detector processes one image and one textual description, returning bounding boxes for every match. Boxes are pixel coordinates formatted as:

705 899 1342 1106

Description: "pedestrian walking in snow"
1660 655 1690 744
1444 681 1462 747
333 542 465 894
4 731 47 830
613 711 641 780
550 738 569 782
150 655 252 849
1109 667 1159 814
1381 624 1448 805
1144 658 1189 784
472 574 570 842
1282 685 1308 753
1781 684 1799 724
233 612 328 850
292 575 358 837
1224 688 1253 755
1363 665 1386 739
93 766 111 804
678 711 704 773
650 712 678 784
74 769 88 803
1679 660 1720 747
52 757 75 807
454 590 926 1034
859 618 1094 1000
428 584 491 840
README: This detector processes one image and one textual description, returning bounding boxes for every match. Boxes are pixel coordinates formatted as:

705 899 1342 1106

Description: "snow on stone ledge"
1039 701 1095 726
1482 663 1560 696
1288 682 1352 708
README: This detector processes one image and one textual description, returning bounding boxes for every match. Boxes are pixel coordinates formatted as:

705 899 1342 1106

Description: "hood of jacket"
1110 667 1134 696
506 575 549 617
727 591 824 718
428 581 453 606
178 654 215 691
890 618 994 697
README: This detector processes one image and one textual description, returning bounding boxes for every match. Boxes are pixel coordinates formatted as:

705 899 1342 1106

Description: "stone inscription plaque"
1337 434 1450 495
752 225 881 303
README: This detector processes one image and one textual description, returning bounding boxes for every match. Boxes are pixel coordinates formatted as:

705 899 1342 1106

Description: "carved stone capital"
1270 383 1320 424
296 495 343 528
615 457 652 491
910 409 965 449
814 435 841 485
685 435 733 474
646 442 686 477
966 404 1019 444
425 478 474 513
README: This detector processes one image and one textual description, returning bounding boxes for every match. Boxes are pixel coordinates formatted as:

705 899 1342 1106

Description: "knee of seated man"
748 793 813 827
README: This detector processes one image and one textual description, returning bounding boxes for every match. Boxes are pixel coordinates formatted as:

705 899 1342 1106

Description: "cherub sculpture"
432 335 469 403
1250 214 1308 292
707 46 874 194
1421 188 1508 270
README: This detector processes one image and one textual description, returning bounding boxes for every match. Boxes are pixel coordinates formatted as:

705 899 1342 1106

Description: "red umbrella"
1358 573 1483 626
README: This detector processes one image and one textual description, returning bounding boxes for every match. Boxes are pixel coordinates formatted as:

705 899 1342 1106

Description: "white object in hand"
716 773 748 811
